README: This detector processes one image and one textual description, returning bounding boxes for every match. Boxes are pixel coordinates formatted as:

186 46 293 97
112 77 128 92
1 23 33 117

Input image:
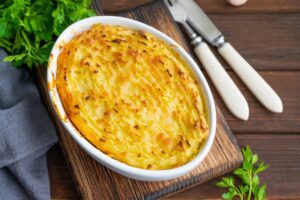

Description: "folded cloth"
0 49 57 200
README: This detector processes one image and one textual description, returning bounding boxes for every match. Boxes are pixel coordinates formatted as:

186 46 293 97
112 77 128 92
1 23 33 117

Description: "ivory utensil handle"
218 43 283 113
195 42 249 120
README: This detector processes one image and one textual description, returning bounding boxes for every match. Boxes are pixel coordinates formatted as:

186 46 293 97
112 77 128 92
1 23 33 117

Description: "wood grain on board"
101 0 154 13
33 0 244 199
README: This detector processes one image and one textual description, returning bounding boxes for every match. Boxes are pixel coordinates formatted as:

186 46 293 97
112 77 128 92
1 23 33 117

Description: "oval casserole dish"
48 16 216 181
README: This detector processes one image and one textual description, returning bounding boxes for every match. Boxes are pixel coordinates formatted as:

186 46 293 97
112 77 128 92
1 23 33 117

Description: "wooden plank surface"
101 0 300 13
209 71 300 133
195 0 300 13
36 0 243 199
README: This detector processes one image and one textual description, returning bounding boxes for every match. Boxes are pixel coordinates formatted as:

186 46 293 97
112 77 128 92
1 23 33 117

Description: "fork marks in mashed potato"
56 23 208 170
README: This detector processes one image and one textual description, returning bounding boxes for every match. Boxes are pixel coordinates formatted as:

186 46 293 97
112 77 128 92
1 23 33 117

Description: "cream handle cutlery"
218 43 283 113
164 0 249 120
178 0 283 114
195 42 249 120
165 0 283 119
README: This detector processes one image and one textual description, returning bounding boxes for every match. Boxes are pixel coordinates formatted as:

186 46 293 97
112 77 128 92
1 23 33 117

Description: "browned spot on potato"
134 125 140 129
147 164 153 169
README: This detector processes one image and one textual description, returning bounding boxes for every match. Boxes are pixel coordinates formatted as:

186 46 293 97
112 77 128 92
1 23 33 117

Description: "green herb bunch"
217 146 269 200
0 0 95 68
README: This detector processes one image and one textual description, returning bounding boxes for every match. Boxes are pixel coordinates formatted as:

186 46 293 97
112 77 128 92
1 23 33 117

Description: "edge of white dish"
47 16 216 181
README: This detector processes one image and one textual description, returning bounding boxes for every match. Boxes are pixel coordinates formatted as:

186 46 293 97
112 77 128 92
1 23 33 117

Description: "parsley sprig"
0 0 95 68
217 146 269 200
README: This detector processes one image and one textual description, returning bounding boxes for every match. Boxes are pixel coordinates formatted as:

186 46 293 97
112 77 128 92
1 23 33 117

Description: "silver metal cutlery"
164 0 283 119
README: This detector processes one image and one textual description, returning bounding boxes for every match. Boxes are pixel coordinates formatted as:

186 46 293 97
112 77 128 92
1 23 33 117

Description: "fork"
164 0 249 120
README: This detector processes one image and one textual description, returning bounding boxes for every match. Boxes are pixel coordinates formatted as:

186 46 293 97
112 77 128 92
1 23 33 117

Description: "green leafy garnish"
216 146 269 200
0 0 95 68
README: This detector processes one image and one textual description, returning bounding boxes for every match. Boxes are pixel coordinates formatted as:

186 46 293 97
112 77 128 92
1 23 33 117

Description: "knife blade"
178 0 283 113
179 0 223 46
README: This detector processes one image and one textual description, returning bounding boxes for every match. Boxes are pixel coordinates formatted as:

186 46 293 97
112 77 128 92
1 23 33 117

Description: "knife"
164 0 249 120
179 0 283 113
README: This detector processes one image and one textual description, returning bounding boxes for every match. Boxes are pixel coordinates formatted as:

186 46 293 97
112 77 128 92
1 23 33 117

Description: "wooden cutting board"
34 0 243 199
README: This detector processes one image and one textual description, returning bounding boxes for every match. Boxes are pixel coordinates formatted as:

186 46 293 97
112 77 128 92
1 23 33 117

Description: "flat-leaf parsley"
216 146 269 200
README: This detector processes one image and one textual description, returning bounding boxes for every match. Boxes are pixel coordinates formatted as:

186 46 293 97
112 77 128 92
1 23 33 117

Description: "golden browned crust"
56 24 208 170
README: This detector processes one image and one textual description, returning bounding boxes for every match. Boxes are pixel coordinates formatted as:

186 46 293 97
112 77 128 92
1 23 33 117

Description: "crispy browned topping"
56 24 208 170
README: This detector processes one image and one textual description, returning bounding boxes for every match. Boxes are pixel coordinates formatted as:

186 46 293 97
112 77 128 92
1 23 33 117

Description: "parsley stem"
239 194 244 200
21 31 32 49
231 185 244 200
247 169 252 200
0 38 13 52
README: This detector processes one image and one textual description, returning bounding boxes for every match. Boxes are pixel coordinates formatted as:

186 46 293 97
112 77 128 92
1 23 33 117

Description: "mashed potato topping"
56 24 209 169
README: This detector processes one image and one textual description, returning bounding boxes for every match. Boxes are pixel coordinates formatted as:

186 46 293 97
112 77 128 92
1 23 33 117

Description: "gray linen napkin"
0 49 57 200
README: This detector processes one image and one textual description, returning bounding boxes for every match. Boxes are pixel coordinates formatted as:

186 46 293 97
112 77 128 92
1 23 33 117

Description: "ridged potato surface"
57 24 209 170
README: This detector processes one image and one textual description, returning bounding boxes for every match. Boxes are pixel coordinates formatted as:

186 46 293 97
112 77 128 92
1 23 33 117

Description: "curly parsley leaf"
216 146 269 200
0 0 95 68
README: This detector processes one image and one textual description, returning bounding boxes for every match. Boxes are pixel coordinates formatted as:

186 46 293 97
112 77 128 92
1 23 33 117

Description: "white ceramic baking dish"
47 16 216 181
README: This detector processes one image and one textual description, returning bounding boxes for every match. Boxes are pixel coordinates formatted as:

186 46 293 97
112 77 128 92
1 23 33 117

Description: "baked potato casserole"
56 24 209 170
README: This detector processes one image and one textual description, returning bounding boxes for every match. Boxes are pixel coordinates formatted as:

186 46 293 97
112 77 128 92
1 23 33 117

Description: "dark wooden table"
47 0 300 199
